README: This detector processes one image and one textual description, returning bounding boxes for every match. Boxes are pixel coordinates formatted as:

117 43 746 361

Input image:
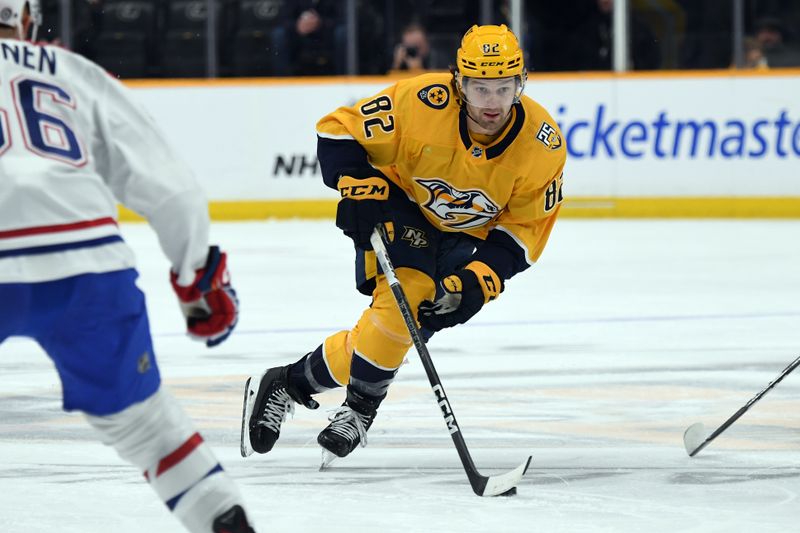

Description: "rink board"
120 69 800 219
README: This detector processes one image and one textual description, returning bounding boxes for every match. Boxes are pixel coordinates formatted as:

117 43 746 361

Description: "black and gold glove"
418 261 502 332
335 173 392 250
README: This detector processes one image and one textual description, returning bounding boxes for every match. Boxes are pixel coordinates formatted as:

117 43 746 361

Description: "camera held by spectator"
392 23 431 71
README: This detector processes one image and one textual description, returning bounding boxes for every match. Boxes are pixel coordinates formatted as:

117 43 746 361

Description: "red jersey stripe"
0 217 118 239
156 433 204 477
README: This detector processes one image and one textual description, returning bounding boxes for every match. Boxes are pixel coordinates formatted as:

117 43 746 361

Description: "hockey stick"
684 354 800 457
370 226 531 497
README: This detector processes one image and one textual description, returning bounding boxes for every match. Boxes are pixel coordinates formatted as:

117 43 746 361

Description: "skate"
317 387 381 467
240 364 318 457
212 504 255 533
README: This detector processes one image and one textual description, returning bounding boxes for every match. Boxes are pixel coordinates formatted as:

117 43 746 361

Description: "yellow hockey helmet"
454 24 526 105
456 24 524 78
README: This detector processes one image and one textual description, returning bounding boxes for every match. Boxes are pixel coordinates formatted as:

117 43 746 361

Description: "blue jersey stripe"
0 235 123 259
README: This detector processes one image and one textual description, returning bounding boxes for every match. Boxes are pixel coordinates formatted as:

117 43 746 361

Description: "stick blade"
480 456 532 497
683 422 706 457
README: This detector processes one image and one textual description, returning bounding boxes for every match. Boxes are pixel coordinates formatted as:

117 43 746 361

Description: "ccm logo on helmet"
480 61 505 66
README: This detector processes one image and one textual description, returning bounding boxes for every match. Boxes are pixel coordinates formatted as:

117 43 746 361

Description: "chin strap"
463 107 482 126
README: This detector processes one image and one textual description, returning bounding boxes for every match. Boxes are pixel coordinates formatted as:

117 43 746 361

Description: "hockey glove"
418 261 502 332
335 172 392 250
170 246 239 347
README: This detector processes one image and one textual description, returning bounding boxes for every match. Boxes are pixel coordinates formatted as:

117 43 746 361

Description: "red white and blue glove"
170 246 239 347
418 261 502 332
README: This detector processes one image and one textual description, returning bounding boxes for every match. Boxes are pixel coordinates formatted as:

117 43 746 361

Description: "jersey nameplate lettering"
0 43 57 75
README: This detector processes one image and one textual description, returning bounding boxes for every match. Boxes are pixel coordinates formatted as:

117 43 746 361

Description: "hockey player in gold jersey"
241 24 565 463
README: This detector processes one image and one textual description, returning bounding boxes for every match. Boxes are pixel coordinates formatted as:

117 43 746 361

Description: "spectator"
391 22 431 71
569 0 661 70
741 36 768 69
754 17 800 67
272 0 341 76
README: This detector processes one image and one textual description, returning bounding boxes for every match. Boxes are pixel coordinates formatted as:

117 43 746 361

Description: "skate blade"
319 449 338 471
239 376 258 458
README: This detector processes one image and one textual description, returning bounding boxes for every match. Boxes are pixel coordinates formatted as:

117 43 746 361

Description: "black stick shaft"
690 354 800 456
370 228 487 495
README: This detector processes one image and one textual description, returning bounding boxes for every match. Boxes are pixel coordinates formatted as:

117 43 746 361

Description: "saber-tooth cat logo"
416 178 499 230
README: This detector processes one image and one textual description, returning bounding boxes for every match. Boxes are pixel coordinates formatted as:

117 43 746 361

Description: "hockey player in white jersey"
0 2 255 532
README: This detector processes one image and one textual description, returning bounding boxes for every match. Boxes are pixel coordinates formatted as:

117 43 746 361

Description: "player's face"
462 77 518 134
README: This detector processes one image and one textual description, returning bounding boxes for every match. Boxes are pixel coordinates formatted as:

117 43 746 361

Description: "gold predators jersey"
316 72 566 279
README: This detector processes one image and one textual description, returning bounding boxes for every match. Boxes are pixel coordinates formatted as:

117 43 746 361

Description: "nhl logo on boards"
536 121 562 150
417 84 450 109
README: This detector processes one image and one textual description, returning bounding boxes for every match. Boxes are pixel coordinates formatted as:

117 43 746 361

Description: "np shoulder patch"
535 121 562 150
417 84 450 109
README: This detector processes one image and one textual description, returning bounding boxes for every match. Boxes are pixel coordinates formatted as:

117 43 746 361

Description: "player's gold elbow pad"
465 261 502 303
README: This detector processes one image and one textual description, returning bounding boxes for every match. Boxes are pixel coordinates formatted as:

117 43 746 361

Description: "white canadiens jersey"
0 39 209 284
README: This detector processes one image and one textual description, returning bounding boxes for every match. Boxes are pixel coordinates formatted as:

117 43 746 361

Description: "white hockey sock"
85 387 246 533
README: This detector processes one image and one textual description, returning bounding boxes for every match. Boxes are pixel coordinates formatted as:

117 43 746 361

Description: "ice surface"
2 220 800 532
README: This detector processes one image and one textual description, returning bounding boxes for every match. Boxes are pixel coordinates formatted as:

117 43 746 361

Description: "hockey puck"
499 487 517 497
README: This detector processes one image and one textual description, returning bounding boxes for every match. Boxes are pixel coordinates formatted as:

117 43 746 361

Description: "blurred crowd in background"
33 0 800 78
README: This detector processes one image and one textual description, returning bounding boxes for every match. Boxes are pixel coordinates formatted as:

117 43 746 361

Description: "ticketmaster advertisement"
129 73 800 217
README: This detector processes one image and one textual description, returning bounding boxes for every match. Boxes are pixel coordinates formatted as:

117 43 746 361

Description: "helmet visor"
460 76 521 109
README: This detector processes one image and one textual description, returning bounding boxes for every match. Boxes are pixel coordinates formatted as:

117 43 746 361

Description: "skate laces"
257 388 295 432
326 406 370 448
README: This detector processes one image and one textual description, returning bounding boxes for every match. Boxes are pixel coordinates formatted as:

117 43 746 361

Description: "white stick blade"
683 422 706 456
482 456 532 497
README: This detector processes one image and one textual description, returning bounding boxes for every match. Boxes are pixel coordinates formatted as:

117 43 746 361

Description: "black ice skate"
240 364 318 457
317 387 381 468
212 504 255 533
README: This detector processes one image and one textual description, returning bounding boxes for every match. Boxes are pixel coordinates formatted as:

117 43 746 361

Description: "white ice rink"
2 219 800 532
